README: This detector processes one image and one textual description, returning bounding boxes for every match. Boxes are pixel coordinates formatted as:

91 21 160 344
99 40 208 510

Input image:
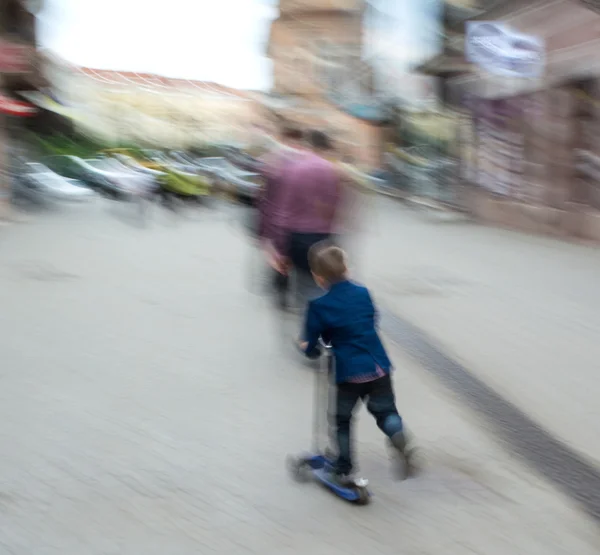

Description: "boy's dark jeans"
334 375 403 476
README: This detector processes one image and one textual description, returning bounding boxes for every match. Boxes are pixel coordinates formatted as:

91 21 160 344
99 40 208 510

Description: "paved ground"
0 198 598 554
361 198 600 468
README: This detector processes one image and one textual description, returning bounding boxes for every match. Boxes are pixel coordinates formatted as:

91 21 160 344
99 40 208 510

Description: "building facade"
413 0 483 208
0 0 46 221
39 56 262 149
420 0 600 241
265 0 388 169
462 0 600 241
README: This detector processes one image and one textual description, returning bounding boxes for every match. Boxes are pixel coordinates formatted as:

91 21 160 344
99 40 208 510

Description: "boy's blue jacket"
303 280 392 384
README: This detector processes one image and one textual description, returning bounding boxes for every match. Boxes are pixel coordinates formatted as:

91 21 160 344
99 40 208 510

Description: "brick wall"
269 12 363 98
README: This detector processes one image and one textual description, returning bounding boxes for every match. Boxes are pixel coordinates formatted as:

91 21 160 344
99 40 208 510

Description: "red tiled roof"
40 49 255 98
77 66 250 98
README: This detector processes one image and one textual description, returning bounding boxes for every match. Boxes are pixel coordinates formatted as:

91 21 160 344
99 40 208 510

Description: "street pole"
0 111 10 223
0 73 11 223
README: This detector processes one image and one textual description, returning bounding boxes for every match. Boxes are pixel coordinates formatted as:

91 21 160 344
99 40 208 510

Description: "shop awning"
415 53 472 76
326 92 389 124
18 90 72 118
0 93 37 116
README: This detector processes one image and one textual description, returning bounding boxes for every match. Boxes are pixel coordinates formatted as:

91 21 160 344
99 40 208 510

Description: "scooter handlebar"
299 338 331 360
318 338 332 350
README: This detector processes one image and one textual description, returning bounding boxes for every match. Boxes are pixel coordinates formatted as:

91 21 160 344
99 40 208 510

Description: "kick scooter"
287 340 371 505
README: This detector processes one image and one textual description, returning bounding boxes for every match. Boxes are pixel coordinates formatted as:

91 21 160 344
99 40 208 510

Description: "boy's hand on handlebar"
298 340 322 360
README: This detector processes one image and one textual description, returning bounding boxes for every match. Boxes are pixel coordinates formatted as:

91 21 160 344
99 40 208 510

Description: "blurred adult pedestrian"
257 128 306 251
277 130 343 307
229 125 307 308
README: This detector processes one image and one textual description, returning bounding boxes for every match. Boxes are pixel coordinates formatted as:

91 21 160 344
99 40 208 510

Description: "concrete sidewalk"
361 197 600 469
0 200 598 553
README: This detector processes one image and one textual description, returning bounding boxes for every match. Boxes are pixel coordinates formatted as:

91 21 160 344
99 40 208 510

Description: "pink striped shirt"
348 365 387 384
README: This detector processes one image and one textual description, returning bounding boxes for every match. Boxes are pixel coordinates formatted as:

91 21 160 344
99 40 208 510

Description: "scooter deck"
306 455 370 502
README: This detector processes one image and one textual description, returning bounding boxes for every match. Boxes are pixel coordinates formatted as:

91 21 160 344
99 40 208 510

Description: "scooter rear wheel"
354 486 370 505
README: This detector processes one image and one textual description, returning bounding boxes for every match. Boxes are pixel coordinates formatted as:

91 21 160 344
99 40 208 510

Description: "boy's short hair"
308 241 347 283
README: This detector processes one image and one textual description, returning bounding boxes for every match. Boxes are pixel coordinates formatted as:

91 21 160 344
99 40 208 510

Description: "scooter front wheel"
287 455 312 483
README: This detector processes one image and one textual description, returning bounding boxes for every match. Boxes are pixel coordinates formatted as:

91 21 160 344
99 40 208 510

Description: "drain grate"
381 307 600 523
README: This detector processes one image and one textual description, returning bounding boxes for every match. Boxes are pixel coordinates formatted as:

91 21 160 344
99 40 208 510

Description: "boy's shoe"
389 431 420 480
326 471 361 488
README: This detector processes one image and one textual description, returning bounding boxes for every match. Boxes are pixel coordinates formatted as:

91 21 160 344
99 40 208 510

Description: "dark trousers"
272 269 289 303
335 375 403 475
287 232 332 274
287 232 334 307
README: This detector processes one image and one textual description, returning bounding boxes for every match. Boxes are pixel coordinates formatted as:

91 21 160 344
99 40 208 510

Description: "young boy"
299 242 416 482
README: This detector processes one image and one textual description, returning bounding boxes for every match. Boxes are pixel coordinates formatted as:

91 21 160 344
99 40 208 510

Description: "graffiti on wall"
473 98 524 197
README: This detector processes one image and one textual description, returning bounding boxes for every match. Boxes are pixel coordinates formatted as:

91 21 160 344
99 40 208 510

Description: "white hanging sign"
466 22 545 79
